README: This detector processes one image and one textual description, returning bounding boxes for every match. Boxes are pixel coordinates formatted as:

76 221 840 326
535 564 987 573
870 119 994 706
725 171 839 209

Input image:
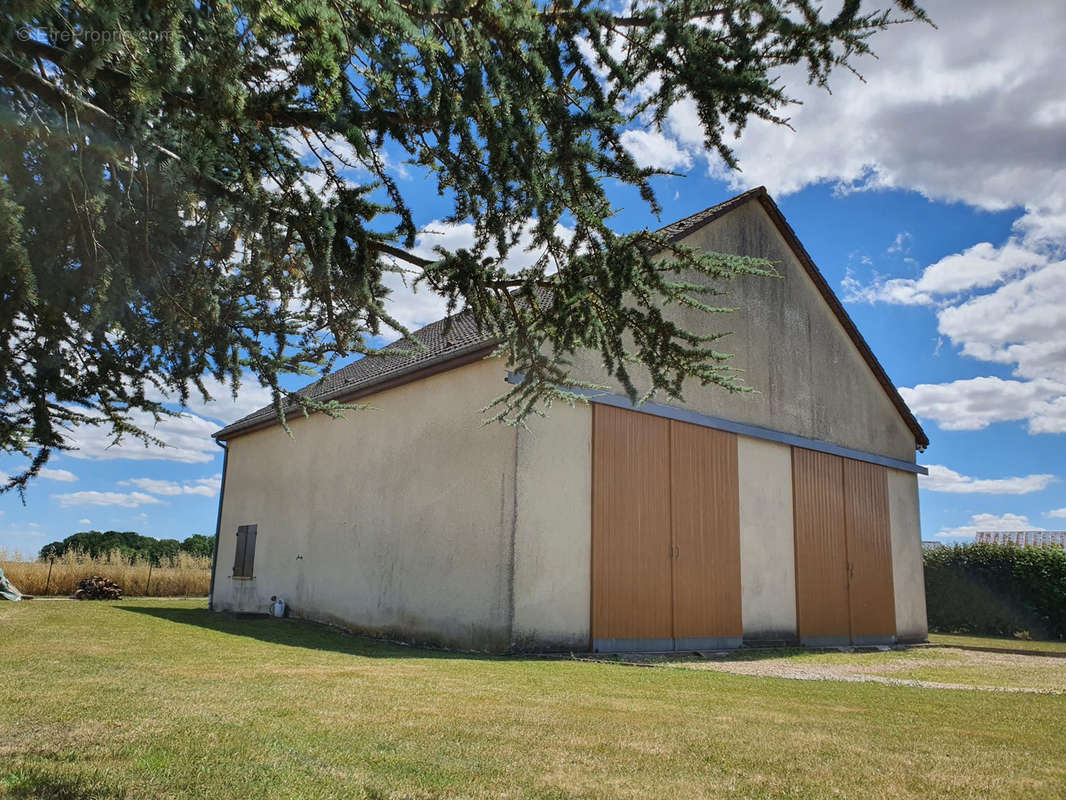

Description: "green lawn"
2 600 1065 799
929 632 1066 654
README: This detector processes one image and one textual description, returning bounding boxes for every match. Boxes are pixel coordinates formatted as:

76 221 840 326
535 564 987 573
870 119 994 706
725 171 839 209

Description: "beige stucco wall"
737 436 797 640
511 404 593 650
213 357 520 651
568 199 918 463
888 469 928 642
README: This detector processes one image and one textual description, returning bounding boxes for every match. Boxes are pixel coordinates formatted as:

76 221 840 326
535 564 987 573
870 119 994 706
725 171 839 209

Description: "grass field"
0 550 211 597
929 632 1066 654
2 600 1065 799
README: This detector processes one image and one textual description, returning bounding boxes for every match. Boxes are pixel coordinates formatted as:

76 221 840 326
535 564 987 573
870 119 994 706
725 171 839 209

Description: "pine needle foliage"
0 0 928 491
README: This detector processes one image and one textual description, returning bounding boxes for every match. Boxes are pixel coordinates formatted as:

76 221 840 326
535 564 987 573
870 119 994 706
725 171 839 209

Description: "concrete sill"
231 576 254 581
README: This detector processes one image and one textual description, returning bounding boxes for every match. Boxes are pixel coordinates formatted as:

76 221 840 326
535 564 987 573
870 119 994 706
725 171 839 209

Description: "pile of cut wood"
74 576 123 600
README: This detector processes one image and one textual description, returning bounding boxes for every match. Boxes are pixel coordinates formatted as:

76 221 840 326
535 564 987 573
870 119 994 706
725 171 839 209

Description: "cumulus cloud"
1 467 78 483
52 491 165 508
119 475 221 498
620 129 693 172
847 241 1050 306
693 1 1066 219
899 377 1066 433
78 518 91 525
934 512 1043 542
61 411 223 464
38 468 77 482
57 373 274 464
919 465 1056 495
936 259 1066 384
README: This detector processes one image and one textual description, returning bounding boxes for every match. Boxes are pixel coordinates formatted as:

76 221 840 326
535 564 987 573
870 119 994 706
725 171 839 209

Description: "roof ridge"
655 186 767 242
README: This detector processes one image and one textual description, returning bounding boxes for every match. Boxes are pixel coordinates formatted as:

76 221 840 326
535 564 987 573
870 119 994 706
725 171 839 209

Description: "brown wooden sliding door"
591 405 741 652
792 447 896 645
670 421 742 648
843 459 896 643
591 404 673 650
792 448 851 646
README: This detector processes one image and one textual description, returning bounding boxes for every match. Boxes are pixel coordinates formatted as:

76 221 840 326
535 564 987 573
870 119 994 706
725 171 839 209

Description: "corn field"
0 548 212 597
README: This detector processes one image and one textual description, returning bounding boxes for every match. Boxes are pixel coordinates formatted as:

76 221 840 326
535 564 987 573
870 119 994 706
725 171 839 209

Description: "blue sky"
3 0 1065 554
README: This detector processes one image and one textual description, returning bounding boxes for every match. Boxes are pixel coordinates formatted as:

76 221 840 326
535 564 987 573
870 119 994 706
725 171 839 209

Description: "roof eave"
213 338 501 442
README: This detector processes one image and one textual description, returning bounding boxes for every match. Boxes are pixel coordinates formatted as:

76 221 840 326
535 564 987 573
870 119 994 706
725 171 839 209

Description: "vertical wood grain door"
591 404 674 651
843 459 896 643
670 421 742 649
591 405 743 651
792 448 851 646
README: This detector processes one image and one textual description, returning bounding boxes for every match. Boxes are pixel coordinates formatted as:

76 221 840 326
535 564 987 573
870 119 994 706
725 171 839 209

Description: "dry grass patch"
0 548 210 596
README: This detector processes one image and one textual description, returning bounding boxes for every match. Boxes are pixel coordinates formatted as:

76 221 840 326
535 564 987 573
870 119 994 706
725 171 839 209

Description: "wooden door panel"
843 459 896 642
670 421 742 646
792 448 851 645
591 404 673 649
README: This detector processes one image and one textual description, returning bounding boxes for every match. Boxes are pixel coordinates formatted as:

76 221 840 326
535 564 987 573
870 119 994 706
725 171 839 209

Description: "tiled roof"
655 186 767 242
213 311 497 440
215 187 928 449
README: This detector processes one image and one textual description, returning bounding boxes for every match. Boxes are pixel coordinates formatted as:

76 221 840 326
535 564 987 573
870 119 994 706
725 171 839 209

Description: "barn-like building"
209 187 929 652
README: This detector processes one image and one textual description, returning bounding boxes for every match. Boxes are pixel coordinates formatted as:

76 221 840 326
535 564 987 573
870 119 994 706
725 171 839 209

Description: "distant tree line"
39 531 214 563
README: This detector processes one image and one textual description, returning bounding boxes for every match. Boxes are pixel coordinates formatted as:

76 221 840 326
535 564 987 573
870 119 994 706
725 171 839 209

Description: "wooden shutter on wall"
232 524 258 578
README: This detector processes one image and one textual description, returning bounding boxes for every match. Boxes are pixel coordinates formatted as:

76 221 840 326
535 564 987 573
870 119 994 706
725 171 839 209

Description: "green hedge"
923 543 1066 639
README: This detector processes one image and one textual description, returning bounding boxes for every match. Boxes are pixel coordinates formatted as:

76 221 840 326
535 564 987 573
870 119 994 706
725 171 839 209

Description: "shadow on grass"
1 767 124 800
116 603 517 662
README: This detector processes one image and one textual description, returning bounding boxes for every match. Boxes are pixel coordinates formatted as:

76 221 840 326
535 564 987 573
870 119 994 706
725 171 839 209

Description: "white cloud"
52 491 165 508
118 475 221 498
849 241 1049 306
867 249 1066 436
61 410 223 464
1 468 78 484
842 272 933 306
147 374 276 426
620 129 693 172
899 377 1066 433
919 465 1056 495
936 259 1066 384
887 232 912 256
53 371 275 465
78 518 91 525
935 512 1043 542
38 468 78 482
1046 508 1066 519
695 2 1066 219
